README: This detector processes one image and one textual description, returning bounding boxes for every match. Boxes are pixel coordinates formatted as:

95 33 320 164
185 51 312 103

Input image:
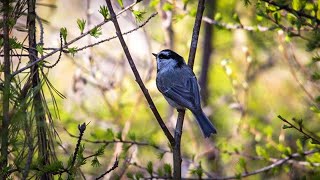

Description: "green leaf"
91 156 101 167
90 27 102 38
189 162 203 178
128 132 136 141
9 37 23 49
292 0 306 11
163 163 172 176
105 128 114 140
214 12 222 21
284 147 292 156
282 124 292 129
273 12 281 23
233 13 241 24
95 145 106 156
116 131 123 141
255 145 269 159
60 27 68 42
132 10 146 22
310 106 320 113
42 161 64 172
126 172 134 179
36 44 44 55
157 152 165 160
311 71 320 81
242 0 251 6
117 0 124 8
147 161 153 175
311 54 320 63
68 47 78 57
77 19 86 34
296 139 303 152
306 31 320 51
134 172 144 179
150 0 160 7
239 158 247 171
99 5 109 20
162 2 173 11
157 167 164 176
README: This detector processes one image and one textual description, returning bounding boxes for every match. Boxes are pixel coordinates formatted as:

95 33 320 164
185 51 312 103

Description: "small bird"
153 49 217 138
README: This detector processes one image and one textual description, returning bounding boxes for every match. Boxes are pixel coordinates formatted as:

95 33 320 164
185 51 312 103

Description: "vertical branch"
199 0 215 105
104 0 175 145
0 0 11 178
27 0 51 179
173 0 206 179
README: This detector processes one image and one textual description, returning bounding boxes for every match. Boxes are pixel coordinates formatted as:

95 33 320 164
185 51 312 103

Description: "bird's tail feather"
193 110 217 138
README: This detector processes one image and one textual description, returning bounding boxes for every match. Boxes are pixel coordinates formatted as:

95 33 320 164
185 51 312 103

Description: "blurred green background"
4 0 320 179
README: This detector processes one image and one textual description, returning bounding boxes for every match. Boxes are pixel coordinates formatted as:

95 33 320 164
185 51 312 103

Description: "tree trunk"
1 0 11 178
199 0 216 105
27 1 51 179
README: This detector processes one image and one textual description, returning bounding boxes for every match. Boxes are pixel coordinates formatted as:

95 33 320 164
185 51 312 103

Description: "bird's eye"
158 54 166 59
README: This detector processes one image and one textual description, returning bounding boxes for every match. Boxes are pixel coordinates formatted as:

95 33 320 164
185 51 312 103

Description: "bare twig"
64 128 170 153
42 33 63 68
278 115 320 144
69 123 87 169
173 0 206 179
105 0 175 145
35 13 44 46
202 16 273 32
95 157 119 180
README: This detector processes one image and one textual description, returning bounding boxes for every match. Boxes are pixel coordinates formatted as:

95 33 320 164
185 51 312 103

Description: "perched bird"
153 49 217 138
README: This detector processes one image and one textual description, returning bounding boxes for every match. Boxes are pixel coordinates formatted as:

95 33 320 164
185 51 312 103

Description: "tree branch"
105 0 175 146
189 149 318 180
174 0 206 179
95 157 119 180
278 115 320 144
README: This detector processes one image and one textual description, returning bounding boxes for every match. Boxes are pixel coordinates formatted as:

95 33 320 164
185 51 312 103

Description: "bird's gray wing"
162 76 201 110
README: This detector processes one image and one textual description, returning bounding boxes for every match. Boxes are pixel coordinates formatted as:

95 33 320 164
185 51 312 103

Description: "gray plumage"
154 49 217 138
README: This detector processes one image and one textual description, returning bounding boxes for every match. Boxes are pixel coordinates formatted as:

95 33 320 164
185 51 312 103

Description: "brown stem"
173 0 206 179
105 0 175 146
0 0 11 178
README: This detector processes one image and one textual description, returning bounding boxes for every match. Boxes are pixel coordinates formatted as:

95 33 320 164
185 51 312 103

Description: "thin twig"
64 128 170 153
69 123 87 169
173 0 206 179
42 33 63 68
202 16 274 32
185 149 318 180
75 12 158 53
105 0 175 145
278 115 320 144
35 13 44 46
95 157 119 180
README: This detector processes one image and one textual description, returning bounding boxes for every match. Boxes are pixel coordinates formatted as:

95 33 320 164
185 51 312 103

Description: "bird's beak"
152 53 157 57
